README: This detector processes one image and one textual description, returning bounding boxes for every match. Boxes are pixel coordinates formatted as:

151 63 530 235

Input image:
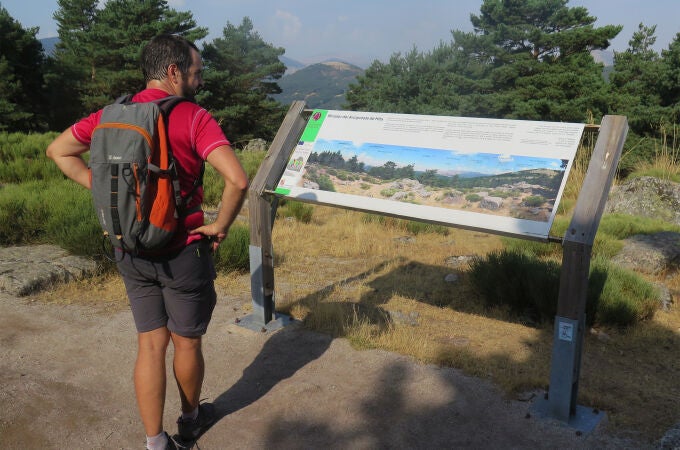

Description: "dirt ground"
0 289 649 449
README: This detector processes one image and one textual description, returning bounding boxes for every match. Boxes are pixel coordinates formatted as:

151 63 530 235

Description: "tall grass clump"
587 256 660 326
626 123 680 182
468 248 662 327
213 223 250 272
277 200 314 223
468 250 561 324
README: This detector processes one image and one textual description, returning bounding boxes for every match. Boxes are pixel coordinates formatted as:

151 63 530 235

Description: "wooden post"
244 101 308 329
542 115 628 426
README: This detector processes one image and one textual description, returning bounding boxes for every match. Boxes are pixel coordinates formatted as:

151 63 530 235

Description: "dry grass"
32 271 129 313
268 205 680 444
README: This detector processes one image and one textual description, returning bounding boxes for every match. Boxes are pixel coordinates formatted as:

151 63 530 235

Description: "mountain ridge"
273 60 364 110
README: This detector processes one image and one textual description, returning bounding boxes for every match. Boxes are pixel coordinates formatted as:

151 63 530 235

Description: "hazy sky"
2 0 678 67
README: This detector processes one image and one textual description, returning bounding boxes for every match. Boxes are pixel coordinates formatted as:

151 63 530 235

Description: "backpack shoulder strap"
155 95 191 119
114 93 134 105
151 96 203 213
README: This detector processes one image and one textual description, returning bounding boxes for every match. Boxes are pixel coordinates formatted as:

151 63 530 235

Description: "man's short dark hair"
141 34 199 83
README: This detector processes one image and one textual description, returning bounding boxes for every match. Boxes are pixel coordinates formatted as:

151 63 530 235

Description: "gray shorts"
116 240 217 337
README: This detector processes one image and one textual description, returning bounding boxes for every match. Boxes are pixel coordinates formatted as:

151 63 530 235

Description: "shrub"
278 200 314 223
523 195 545 207
0 180 102 256
42 182 102 256
468 249 661 327
0 132 63 183
588 256 660 326
468 250 560 323
213 223 250 272
465 193 482 202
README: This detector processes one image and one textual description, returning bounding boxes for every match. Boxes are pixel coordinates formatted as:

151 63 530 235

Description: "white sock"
146 431 168 450
182 406 199 421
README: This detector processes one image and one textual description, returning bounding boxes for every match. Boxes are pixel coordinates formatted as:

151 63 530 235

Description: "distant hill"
280 55 306 75
272 60 364 110
40 37 59 57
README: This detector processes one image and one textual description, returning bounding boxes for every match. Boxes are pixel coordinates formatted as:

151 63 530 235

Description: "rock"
606 176 680 226
0 244 97 296
445 255 475 268
480 196 503 210
391 179 422 190
390 191 409 201
243 138 268 152
612 232 680 275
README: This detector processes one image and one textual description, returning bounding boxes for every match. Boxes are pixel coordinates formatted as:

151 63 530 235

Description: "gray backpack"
89 95 200 253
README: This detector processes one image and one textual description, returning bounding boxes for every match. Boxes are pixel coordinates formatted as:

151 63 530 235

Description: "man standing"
47 34 248 450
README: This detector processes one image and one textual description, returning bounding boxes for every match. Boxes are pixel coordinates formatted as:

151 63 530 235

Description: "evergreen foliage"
49 0 207 124
0 5 47 131
199 17 287 144
348 0 621 123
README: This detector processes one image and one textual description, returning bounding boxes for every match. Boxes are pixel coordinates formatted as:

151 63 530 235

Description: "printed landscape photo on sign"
275 110 585 240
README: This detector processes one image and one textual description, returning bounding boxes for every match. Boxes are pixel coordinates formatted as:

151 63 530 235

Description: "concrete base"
531 397 606 434
235 312 297 333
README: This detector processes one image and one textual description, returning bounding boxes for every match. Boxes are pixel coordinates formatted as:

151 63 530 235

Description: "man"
47 34 248 450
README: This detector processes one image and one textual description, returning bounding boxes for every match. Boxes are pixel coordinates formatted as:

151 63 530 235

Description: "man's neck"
146 79 178 96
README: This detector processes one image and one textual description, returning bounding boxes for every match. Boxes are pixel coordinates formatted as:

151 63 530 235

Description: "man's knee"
171 333 202 352
137 327 171 355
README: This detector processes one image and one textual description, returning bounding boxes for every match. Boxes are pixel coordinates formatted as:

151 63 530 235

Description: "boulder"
0 244 97 296
605 176 680 226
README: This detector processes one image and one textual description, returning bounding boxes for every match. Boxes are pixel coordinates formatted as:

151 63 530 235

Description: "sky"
316 139 564 175
2 0 679 68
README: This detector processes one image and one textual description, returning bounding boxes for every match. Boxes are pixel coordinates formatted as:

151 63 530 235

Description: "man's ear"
168 63 181 84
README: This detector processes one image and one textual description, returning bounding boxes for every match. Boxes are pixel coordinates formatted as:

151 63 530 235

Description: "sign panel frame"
274 109 585 241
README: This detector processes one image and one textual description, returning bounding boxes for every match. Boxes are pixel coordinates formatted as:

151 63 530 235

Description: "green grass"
213 223 250 272
469 247 662 327
277 200 314 223
0 133 264 272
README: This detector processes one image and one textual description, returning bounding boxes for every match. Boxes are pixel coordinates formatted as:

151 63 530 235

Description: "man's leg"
135 327 171 437
171 333 204 413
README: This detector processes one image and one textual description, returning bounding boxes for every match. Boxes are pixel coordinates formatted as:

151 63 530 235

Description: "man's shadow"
208 260 397 422
211 324 332 418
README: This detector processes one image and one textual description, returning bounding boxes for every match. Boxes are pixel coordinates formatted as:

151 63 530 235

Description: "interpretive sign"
275 110 585 240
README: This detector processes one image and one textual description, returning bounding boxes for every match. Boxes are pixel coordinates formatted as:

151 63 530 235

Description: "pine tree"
609 24 665 134
347 0 621 123
199 17 287 144
0 5 47 131
50 0 207 117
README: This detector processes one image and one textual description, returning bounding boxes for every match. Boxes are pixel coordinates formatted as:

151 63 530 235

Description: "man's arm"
189 145 248 250
46 129 91 189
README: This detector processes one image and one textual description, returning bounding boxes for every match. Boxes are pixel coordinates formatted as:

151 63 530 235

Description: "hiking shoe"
177 402 217 442
145 432 183 450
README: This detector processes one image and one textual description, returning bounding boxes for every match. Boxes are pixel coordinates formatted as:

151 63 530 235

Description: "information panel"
275 110 585 240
